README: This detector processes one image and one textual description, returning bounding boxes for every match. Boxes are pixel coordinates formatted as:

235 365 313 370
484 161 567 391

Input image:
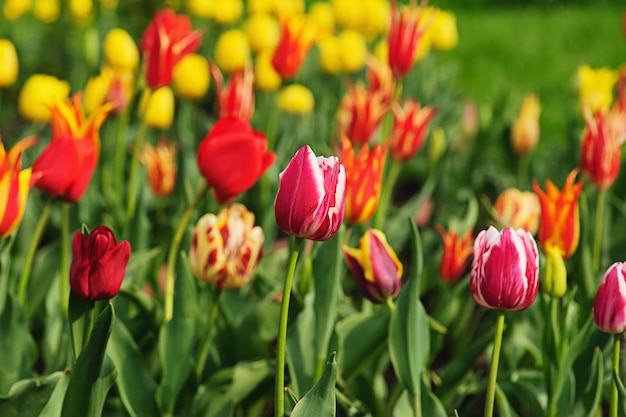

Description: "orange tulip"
436 225 473 282
139 140 177 197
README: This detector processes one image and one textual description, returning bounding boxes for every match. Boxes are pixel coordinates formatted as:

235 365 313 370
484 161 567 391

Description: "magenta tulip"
274 145 346 241
593 262 626 334
470 226 539 311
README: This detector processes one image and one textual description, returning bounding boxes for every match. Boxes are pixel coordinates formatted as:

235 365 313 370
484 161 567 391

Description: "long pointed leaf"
291 353 337 417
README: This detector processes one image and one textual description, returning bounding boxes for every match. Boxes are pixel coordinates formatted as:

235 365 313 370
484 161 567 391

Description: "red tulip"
336 81 388 146
209 60 255 121
390 99 436 162
140 9 202 89
197 117 275 203
69 226 131 301
436 225 474 283
470 226 539 311
387 0 429 80
271 15 316 80
274 145 346 241
594 262 626 333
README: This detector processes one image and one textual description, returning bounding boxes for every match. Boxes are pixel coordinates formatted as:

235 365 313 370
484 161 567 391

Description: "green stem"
412 393 423 417
163 183 210 323
17 199 53 305
275 237 303 417
484 312 505 417
611 334 621 417
374 159 402 230
60 202 70 316
592 188 606 273
113 105 131 192
126 114 148 222
386 296 396 313
195 288 222 380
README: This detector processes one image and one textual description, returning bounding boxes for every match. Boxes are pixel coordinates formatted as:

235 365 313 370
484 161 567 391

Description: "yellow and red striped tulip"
139 140 177 198
436 225 473 282
387 0 429 79
493 188 541 235
336 81 388 145
209 61 255 120
390 99 436 162
271 15 316 80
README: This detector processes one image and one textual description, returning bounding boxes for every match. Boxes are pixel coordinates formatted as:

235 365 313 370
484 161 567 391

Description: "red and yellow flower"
139 140 177 198
390 99 436 162
436 225 473 283
271 14 316 80
336 81 388 145
209 61 255 121
387 0 430 79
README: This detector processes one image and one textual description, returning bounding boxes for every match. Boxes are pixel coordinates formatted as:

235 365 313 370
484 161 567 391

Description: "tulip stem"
386 297 396 313
611 333 621 417
484 311 505 417
163 182 210 324
113 105 131 193
592 188 606 273
59 203 71 316
17 199 53 305
275 236 303 417
126 113 148 223
195 287 222 381
374 159 402 230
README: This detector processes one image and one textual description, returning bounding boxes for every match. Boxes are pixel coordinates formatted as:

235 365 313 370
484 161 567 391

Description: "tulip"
366 55 395 105
0 39 19 88
331 0 364 31
0 136 37 237
493 188 541 235
308 2 335 38
387 0 429 79
361 0 390 40
69 0 92 22
189 204 264 290
271 15 316 80
214 29 250 74
33 0 59 22
510 93 541 156
543 244 567 297
245 13 280 53
336 81 388 145
437 225 473 283
186 0 213 18
277 84 314 115
3 0 31 21
594 262 626 334
139 140 177 197
274 145 346 241
84 65 134 116
140 9 202 89
341 134 386 225
254 49 282 92
532 170 582 259
33 94 112 202
470 226 539 311
173 54 210 100
248 0 276 14
430 9 458 51
343 228 402 303
211 0 243 24
209 61 255 120
138 86 175 130
317 36 342 75
337 29 367 73
103 28 139 71
18 74 70 122
577 65 618 113
69 225 131 301
197 117 275 203
390 99 437 162
580 108 625 191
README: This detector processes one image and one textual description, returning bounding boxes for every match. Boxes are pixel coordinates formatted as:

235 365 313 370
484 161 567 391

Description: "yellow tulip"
577 65 618 113
275 0 305 18
277 84 314 114
3 0 31 21
69 0 92 23
212 0 243 24
431 9 458 51
173 54 210 100
511 93 541 156
18 74 70 122
245 13 280 53
317 36 342 75
361 0 389 40
373 39 388 64
308 2 335 38
186 0 213 18
331 0 364 30
0 40 19 88
84 70 112 115
103 28 139 71
33 0 59 22
254 49 281 92
215 29 250 73
139 87 175 130
247 0 276 14
338 29 367 73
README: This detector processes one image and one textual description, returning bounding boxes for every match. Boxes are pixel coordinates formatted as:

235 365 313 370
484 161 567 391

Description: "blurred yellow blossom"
338 29 367 73
277 84 314 114
577 65 618 113
33 0 59 22
245 13 280 53
308 2 335 38
431 9 458 51
511 93 541 156
99 0 118 9
361 0 389 40
275 0 305 18
84 71 112 115
139 86 175 130
3 0 31 21
374 39 388 64
104 28 139 71
317 36 342 75
413 6 437 62
0 40 19 88
331 0 364 30
254 49 282 92
186 0 213 18
84 65 133 115
247 0 276 15
215 29 250 73
18 74 70 122
212 0 243 24
69 0 92 23
173 54 210 100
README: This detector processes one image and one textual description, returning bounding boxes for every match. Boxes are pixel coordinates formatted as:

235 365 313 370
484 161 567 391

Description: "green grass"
436 5 626 142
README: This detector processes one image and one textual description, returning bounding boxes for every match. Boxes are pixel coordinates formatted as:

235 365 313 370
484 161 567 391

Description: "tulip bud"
343 228 402 303
430 9 458 51
189 204 264 290
543 244 567 297
387 0 429 79
361 0 390 40
274 145 346 241
254 48 282 92
317 36 342 75
493 188 541 235
594 262 626 333
245 13 279 53
18 74 70 122
577 65 618 113
211 0 243 24
69 0 92 23
138 86 175 130
0 39 19 88
338 29 367 74
470 226 539 311
103 28 139 71
139 140 177 197
277 84 314 115
173 54 210 100
308 2 335 37
3 0 32 21
33 0 59 22
510 93 540 156
69 226 131 301
214 29 250 74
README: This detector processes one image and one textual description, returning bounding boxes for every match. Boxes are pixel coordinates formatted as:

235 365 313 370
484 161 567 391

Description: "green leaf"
392 380 447 417
494 384 514 417
0 372 64 417
287 293 316 397
388 220 429 399
38 372 70 417
60 303 115 417
0 294 36 394
107 318 159 417
574 347 603 417
68 289 95 360
156 252 198 414
291 353 337 417
87 355 117 417
42 276 71 373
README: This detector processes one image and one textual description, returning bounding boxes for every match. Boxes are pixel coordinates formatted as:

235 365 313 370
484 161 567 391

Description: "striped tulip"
209 61 255 121
271 15 316 80
139 140 177 197
390 99 436 162
336 81 388 145
387 0 429 79
493 188 541 235
436 225 474 282
594 262 626 333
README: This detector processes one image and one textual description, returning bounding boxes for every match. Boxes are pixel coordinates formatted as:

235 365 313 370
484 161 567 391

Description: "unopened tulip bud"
215 29 250 74
510 94 540 156
139 86 174 130
543 245 567 297
18 74 70 122
173 54 210 100
594 262 626 333
104 28 139 71
0 39 19 88
277 84 314 115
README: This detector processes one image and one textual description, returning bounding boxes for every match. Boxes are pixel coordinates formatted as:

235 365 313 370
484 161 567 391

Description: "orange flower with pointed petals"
271 14 316 80
209 60 255 121
436 225 473 282
387 0 430 79
33 94 113 202
532 170 583 259
390 99 436 162
139 140 177 197
341 133 387 224
0 136 37 237
336 81 388 145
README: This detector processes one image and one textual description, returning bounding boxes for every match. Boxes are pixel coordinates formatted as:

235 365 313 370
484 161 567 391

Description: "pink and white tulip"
593 262 626 334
